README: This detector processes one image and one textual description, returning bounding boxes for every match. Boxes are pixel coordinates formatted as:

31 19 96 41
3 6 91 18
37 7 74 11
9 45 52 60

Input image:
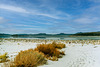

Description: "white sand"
0 39 100 67
39 44 100 67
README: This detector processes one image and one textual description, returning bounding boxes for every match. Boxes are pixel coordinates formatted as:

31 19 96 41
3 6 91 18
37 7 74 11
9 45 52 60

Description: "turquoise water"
1 36 100 40
46 36 100 40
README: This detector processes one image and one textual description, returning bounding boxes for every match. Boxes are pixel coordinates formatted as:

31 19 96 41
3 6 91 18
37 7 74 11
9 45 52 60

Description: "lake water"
0 36 100 40
45 36 100 40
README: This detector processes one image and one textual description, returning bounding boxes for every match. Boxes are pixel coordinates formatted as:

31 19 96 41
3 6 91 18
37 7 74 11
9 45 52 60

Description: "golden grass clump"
60 51 65 55
14 49 47 67
0 52 8 63
34 42 66 61
34 44 60 58
48 56 58 61
52 41 66 49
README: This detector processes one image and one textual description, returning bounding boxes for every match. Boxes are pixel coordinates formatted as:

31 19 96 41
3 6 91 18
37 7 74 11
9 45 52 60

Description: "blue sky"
0 0 100 34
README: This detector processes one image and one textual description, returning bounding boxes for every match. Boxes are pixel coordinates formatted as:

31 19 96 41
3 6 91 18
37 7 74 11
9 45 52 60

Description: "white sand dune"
0 39 100 67
39 45 100 67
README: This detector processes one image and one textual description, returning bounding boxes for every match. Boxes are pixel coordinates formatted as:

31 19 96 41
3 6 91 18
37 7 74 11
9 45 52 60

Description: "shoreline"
70 35 100 37
0 36 100 41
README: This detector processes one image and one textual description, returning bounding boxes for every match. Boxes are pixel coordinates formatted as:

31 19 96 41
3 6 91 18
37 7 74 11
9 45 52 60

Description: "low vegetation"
34 44 60 58
0 41 66 67
14 49 47 67
0 52 8 63
52 41 66 49
48 56 58 61
1 39 100 67
34 42 65 61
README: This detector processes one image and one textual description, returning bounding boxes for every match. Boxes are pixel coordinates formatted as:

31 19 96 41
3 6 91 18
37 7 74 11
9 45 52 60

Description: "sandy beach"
0 39 100 67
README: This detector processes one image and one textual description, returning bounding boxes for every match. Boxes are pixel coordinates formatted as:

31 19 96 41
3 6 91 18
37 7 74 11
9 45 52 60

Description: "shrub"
14 49 47 67
52 41 66 49
60 51 65 55
34 42 66 61
48 56 58 61
0 52 8 63
34 44 60 58
1 62 15 67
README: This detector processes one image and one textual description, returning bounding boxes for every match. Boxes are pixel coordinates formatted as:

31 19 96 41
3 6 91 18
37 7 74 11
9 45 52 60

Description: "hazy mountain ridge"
0 33 72 38
73 32 100 36
0 32 100 38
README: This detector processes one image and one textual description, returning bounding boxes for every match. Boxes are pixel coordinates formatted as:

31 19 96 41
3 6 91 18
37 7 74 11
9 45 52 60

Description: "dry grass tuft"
34 44 60 58
48 56 58 61
52 41 66 49
34 42 66 61
60 51 65 55
0 52 8 63
14 49 47 67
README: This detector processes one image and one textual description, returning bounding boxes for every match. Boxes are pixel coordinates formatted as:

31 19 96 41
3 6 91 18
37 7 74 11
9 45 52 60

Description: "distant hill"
72 32 100 36
0 33 11 38
0 32 100 38
11 33 72 38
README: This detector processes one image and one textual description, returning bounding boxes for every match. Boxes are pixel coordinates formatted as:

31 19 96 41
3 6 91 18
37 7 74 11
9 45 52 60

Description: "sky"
0 0 100 34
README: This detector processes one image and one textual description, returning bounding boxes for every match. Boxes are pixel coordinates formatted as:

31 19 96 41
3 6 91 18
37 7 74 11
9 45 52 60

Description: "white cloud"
36 21 52 25
38 13 60 19
0 4 29 13
0 17 9 23
0 4 70 19
74 17 99 24
15 24 40 28
89 0 100 3
0 17 3 20
72 4 100 24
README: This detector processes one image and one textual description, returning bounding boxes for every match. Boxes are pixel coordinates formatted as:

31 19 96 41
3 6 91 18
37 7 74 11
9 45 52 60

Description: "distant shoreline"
70 36 100 37
0 36 100 40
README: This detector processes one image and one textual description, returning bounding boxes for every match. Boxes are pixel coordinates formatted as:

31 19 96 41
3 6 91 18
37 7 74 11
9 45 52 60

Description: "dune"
0 39 100 67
